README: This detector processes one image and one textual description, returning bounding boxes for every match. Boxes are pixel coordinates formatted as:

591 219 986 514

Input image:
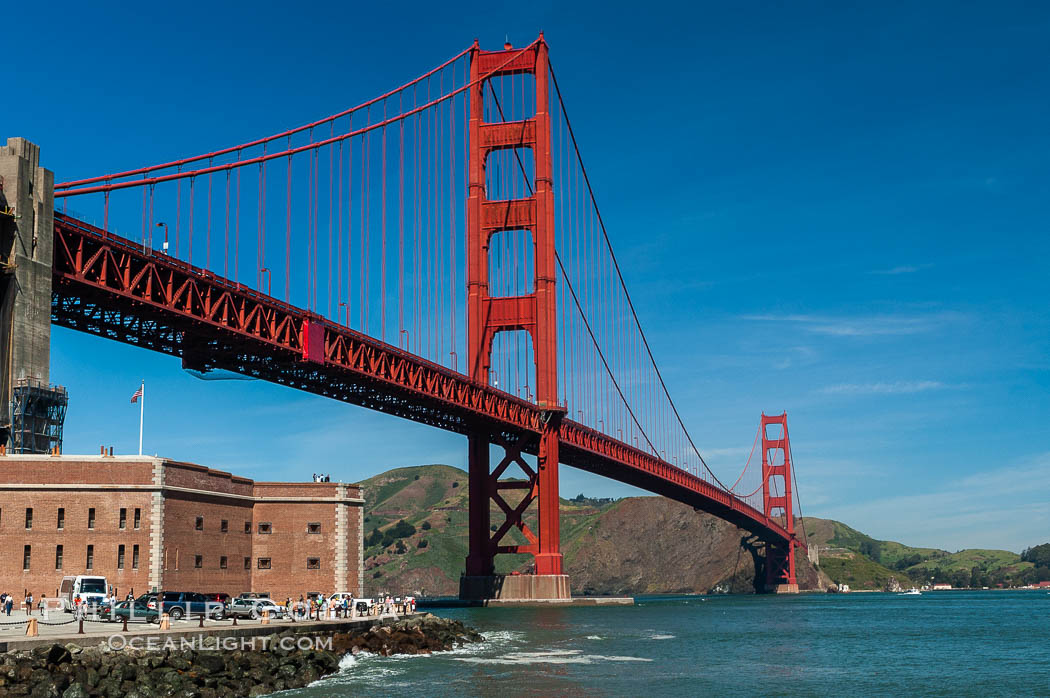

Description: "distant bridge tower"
461 36 569 602
0 138 67 454
761 412 799 593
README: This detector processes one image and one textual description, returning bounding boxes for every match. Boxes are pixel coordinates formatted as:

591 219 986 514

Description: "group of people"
0 592 23 615
311 473 332 482
279 593 415 620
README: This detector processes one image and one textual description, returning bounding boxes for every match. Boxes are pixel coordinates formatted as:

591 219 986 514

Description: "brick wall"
0 456 364 602
0 456 158 599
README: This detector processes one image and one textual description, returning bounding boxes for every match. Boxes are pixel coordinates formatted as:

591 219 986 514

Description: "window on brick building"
119 508 127 529
244 557 251 570
55 545 63 570
88 508 95 530
258 522 272 534
220 519 228 533
86 545 94 570
57 508 64 530
25 507 32 530
118 545 126 570
195 516 204 531
244 521 252 534
307 558 320 570
134 508 141 529
23 545 31 570
194 555 202 569
257 558 271 570
132 545 139 570
307 523 321 534
220 556 228 569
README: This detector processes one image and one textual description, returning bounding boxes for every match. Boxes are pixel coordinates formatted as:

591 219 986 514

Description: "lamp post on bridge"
155 222 168 254
260 268 272 296
339 302 348 327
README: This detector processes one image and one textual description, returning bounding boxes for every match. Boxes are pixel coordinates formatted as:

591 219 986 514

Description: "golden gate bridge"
35 35 803 598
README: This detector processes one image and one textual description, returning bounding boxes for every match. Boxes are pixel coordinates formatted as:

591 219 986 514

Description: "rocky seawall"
0 615 481 697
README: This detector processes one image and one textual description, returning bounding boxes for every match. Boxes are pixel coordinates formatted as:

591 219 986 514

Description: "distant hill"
801 518 1034 589
355 464 1033 596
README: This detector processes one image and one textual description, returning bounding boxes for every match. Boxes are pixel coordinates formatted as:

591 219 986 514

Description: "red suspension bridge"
44 35 803 597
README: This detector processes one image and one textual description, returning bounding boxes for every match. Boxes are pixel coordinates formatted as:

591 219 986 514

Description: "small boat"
898 588 921 596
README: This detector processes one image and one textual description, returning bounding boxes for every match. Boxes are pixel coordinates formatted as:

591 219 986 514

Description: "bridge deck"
51 213 793 546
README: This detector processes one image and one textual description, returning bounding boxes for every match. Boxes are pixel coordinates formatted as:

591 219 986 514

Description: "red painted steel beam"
51 212 793 549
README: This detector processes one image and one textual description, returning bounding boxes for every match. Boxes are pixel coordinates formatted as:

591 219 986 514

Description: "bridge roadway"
51 212 792 547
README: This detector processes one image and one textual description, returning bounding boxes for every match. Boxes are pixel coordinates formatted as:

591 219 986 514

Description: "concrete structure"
0 454 363 600
0 138 64 453
459 573 571 603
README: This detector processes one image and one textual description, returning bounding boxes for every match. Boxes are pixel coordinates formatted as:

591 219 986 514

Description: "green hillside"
353 465 1038 596
802 518 1033 588
356 465 616 595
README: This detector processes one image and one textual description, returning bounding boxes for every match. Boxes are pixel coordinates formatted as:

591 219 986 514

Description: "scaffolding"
9 378 67 454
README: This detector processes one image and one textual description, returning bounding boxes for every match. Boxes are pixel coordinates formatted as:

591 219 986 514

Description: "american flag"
131 386 143 404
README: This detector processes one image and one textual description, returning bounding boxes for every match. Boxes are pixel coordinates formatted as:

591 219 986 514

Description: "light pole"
260 268 271 296
339 302 349 327
155 222 169 254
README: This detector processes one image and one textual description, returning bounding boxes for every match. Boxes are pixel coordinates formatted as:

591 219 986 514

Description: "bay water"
284 590 1050 696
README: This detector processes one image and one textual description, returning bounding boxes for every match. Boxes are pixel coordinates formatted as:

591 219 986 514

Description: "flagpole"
138 381 144 456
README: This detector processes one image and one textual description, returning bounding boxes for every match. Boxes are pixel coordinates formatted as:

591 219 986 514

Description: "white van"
58 575 109 611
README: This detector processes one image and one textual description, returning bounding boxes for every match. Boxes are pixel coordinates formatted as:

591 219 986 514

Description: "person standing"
25 592 33 616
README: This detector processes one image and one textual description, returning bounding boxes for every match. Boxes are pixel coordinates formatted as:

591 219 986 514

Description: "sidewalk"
0 609 419 653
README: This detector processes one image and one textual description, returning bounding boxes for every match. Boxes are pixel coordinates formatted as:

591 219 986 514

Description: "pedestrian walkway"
0 608 422 653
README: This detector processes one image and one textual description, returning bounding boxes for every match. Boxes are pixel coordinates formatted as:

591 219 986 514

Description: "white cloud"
742 311 961 337
819 381 949 395
869 264 928 276
818 452 1050 553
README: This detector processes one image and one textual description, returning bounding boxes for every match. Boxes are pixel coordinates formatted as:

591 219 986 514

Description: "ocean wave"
585 635 604 640
649 634 675 640
453 649 652 665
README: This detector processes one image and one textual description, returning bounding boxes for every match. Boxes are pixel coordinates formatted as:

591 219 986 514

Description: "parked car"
229 596 285 620
203 593 231 612
146 592 226 620
104 600 160 623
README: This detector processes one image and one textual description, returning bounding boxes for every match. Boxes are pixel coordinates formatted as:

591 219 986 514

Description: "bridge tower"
461 36 570 602
0 138 67 454
761 412 799 593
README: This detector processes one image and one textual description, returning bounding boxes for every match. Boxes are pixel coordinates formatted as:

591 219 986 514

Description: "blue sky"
6 1 1049 552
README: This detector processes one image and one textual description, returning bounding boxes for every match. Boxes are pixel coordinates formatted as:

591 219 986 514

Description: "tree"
394 540 407 554
859 539 882 563
365 528 383 548
417 539 428 549
1021 543 1050 568
421 521 432 531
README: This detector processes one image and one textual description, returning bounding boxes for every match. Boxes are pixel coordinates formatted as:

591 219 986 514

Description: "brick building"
0 454 363 601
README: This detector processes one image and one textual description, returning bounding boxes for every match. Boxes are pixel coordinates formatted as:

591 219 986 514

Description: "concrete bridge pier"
0 138 67 453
